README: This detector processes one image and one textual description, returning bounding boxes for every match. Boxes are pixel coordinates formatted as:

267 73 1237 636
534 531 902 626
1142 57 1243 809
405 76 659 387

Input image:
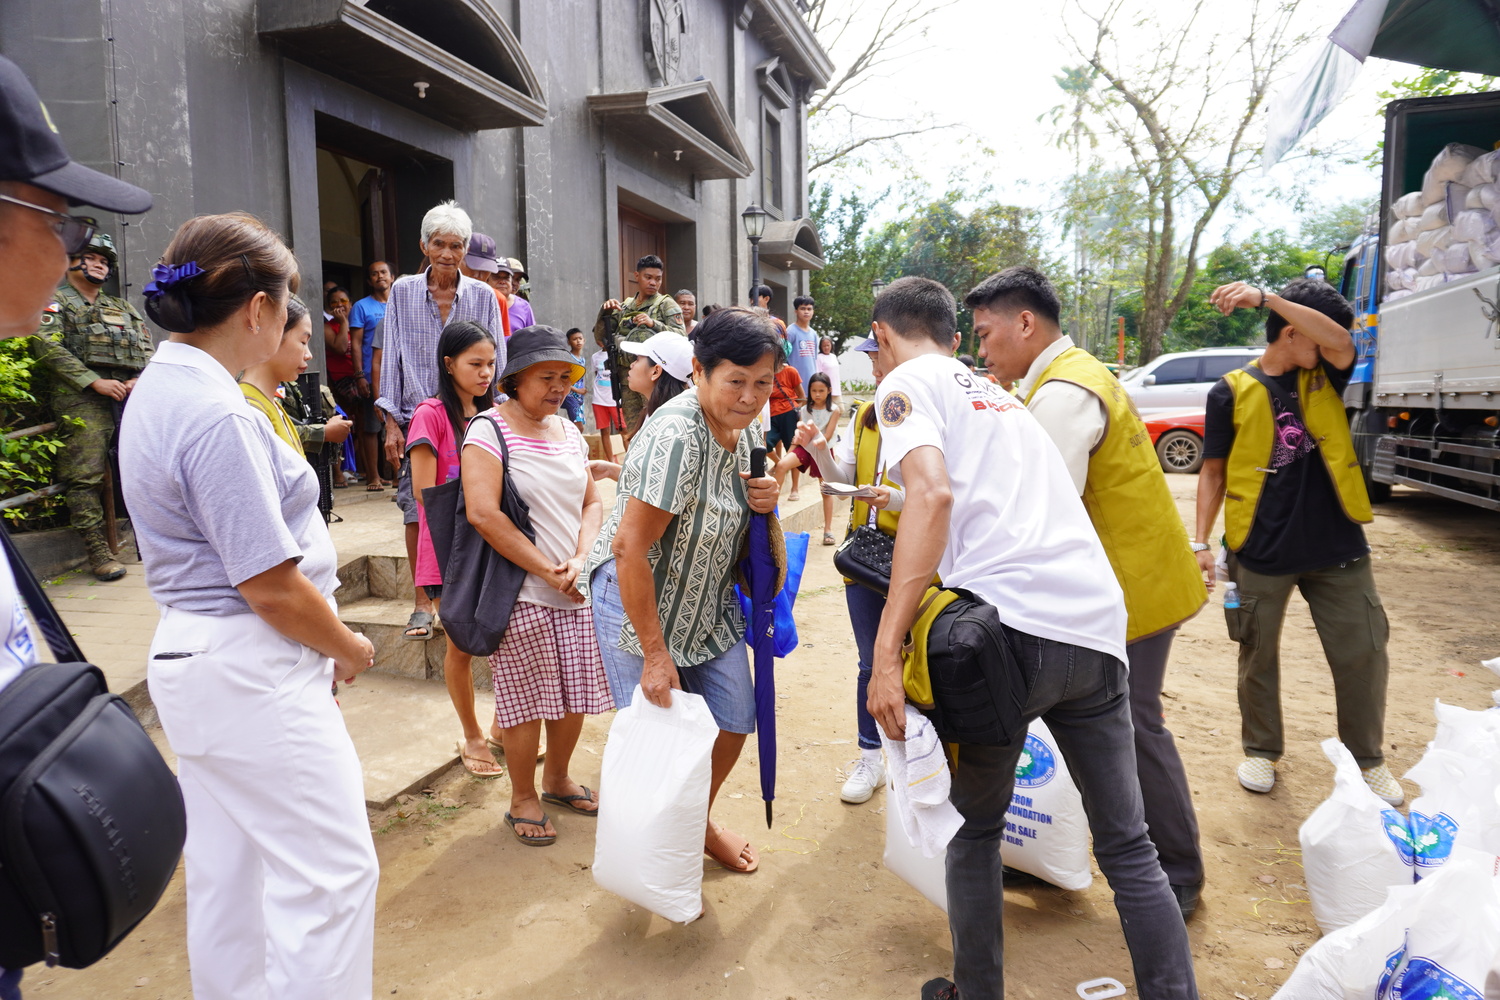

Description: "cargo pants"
1228 555 1390 768
50 384 119 535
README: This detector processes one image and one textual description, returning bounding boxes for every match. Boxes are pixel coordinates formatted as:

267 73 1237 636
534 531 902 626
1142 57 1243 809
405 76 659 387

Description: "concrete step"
337 592 489 689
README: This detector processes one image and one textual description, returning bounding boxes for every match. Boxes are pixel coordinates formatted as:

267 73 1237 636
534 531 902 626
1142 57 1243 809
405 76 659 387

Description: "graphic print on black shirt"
1203 361 1368 576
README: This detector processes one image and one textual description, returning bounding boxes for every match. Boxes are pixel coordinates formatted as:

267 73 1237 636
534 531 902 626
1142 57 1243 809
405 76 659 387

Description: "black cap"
0 56 151 214
502 325 586 385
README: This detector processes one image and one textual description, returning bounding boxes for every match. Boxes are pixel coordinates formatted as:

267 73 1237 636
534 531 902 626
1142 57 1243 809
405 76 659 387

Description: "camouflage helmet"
75 231 117 268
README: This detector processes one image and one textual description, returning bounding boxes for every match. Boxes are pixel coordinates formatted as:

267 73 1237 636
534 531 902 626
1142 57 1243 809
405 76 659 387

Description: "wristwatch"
1190 542 1211 553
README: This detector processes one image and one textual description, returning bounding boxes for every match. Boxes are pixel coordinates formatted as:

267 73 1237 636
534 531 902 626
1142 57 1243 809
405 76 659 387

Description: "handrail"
0 483 66 511
2 422 58 441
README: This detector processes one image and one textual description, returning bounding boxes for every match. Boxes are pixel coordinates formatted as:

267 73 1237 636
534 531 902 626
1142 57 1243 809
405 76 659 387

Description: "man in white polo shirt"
865 277 1196 1000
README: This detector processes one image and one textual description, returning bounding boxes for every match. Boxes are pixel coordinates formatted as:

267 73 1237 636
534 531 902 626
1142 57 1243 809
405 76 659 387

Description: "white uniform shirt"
1017 336 1107 495
876 353 1126 663
591 349 615 407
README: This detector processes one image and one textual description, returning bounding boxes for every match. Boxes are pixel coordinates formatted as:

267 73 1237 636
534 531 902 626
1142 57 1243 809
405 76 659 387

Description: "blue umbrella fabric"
742 446 782 829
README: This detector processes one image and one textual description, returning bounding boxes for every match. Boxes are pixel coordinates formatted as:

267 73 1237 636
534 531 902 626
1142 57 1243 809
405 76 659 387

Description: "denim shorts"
589 560 756 734
563 392 585 423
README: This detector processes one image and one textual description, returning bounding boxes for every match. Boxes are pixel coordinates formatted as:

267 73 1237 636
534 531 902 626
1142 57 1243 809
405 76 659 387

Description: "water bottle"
1222 583 1239 610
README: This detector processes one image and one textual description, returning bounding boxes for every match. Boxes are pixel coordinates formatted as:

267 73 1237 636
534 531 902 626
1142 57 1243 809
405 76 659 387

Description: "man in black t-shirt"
1194 278 1399 806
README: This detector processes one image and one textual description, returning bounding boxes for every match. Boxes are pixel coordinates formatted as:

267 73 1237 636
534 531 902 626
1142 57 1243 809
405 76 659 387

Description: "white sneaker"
1361 764 1405 806
840 756 886 804
1237 757 1276 793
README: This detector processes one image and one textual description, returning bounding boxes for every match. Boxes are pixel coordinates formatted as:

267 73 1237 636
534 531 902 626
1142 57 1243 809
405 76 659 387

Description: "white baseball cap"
619 332 694 382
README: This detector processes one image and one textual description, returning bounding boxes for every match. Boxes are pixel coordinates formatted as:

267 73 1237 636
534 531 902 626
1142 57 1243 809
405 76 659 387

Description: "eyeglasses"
0 193 97 254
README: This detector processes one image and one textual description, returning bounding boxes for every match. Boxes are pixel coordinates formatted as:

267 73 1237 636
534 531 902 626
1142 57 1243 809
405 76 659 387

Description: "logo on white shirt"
880 391 912 427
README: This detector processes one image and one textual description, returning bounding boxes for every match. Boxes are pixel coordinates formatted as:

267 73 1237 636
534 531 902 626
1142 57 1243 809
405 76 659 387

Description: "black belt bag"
920 590 1030 747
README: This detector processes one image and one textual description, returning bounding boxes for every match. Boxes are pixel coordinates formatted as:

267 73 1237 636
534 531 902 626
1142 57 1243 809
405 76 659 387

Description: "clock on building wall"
645 0 688 86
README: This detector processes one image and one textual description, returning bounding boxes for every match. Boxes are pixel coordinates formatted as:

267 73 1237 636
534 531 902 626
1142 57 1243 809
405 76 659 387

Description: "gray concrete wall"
2 0 823 354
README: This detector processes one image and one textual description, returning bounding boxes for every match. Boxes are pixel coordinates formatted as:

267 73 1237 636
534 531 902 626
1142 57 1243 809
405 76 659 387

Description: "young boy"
591 331 622 463
565 328 587 435
766 361 804 497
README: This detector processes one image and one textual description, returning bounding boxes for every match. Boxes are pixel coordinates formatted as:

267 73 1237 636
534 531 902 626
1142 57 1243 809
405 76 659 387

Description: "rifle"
599 308 627 406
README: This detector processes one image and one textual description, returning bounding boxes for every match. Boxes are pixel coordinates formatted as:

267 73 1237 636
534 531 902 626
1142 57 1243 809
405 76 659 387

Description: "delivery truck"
1340 91 1500 510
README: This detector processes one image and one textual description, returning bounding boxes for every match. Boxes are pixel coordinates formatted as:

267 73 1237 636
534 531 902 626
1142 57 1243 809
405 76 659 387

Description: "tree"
1060 0 1310 363
1299 198 1375 258
1167 230 1331 351
1364 68 1497 167
808 182 899 348
803 0 963 174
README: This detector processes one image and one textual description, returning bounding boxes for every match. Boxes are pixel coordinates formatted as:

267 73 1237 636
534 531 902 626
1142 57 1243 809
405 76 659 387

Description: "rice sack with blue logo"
1000 719 1091 891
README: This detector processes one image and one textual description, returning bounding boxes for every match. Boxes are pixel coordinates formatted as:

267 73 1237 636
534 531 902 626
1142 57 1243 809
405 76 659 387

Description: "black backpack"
0 526 186 970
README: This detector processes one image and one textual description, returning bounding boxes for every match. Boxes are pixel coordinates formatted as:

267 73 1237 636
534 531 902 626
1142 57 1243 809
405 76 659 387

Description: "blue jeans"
844 584 884 750
945 626 1197 1000
0 966 21 1000
589 561 756 734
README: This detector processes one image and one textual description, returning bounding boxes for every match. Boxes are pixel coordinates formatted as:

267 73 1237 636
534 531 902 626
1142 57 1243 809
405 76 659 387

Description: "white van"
1121 347 1263 413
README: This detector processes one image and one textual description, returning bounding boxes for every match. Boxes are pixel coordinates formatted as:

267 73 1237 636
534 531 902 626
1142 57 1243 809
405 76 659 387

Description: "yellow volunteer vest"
1222 363 1372 552
1025 347 1206 641
849 402 901 539
240 383 304 455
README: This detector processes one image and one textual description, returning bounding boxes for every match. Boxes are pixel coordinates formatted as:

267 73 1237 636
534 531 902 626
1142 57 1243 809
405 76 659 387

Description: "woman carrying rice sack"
584 306 783 874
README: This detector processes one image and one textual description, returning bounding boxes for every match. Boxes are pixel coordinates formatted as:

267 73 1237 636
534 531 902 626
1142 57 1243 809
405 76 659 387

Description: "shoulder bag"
832 426 895 595
0 526 186 970
422 412 536 656
908 587 1030 747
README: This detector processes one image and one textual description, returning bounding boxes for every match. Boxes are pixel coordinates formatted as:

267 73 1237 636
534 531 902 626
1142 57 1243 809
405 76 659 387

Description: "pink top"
407 398 462 586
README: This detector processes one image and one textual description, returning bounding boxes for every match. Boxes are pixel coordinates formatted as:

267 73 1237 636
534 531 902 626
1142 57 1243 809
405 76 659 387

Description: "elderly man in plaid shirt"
375 199 506 640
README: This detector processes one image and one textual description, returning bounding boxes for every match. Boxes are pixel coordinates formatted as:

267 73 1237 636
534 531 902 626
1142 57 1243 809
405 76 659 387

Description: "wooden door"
618 205 667 300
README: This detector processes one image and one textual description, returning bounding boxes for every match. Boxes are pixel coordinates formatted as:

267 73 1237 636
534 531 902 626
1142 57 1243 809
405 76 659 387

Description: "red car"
1142 409 1206 474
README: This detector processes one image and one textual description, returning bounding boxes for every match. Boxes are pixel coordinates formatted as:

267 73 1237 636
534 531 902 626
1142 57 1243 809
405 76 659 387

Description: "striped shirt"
374 272 506 427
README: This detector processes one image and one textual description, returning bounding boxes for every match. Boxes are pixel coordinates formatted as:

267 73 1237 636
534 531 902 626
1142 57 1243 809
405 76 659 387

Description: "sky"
821 0 1418 254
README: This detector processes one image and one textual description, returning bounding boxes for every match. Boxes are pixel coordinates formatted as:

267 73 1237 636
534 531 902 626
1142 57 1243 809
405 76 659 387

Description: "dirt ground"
27 477 1500 1000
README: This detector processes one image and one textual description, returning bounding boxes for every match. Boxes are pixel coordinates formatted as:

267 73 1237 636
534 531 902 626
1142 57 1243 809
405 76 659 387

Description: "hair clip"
143 261 205 301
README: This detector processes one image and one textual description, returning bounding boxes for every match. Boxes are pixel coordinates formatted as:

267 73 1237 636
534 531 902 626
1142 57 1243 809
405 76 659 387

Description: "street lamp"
871 277 887 298
742 203 768 305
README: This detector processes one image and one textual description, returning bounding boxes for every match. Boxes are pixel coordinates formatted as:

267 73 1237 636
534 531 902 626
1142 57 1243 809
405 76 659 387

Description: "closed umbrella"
741 447 783 828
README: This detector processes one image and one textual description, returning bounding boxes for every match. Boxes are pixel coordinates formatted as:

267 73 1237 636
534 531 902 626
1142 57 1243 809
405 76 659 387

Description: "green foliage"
808 182 900 350
1166 230 1337 352
1299 198 1376 256
0 338 68 529
1366 68 1499 167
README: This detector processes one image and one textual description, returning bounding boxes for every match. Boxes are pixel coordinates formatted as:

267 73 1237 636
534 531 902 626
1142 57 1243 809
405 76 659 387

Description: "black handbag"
918 589 1030 747
832 436 895 594
422 412 536 656
0 526 186 970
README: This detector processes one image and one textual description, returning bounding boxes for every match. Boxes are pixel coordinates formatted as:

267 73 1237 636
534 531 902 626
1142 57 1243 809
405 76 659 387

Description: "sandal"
403 610 434 640
365 484 386 492
822 532 836 545
542 785 599 816
488 736 546 762
704 825 759 873
788 490 800 501
505 812 556 846
456 741 504 778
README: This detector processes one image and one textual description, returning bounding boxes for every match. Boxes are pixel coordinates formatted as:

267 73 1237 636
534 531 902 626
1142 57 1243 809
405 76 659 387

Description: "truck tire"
1156 430 1204 474
1348 406 1392 503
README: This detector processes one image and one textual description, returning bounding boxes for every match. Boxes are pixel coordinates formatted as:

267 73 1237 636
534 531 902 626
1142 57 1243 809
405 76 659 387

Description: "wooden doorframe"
618 205 667 301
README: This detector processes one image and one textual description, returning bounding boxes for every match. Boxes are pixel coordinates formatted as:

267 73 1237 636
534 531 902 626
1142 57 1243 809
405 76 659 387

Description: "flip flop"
541 786 598 816
704 826 759 873
822 532 836 545
505 812 555 846
365 484 386 492
403 610 434 640
456 741 504 778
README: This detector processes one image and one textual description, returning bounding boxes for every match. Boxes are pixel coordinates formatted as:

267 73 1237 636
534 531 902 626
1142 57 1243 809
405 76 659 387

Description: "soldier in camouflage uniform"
31 233 152 580
593 253 685 441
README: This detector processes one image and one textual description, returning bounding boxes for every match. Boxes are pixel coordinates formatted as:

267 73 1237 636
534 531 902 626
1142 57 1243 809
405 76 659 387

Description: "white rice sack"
1392 217 1422 243
1468 240 1500 271
1482 183 1500 211
1460 146 1500 187
1386 240 1418 270
1422 143 1487 205
1441 243 1478 274
592 688 719 923
1385 289 1414 303
1433 698 1500 759
1393 190 1425 219
1405 745 1500 878
1417 200 1452 232
996 719 1093 892
1390 267 1417 290
1417 225 1454 259
1415 274 1446 291
1466 185 1488 209
1299 740 1414 934
883 777 950 911
1452 208 1495 242
1417 256 1442 277
1445 182 1473 219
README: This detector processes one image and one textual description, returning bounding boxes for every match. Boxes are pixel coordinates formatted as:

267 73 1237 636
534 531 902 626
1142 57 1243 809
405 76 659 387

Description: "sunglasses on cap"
0 192 97 254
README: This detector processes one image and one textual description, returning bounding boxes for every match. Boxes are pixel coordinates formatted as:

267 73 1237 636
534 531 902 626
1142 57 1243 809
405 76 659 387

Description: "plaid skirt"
489 601 614 729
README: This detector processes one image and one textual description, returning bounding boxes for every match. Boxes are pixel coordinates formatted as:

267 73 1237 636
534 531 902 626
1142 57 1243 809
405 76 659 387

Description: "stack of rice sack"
1386 142 1500 302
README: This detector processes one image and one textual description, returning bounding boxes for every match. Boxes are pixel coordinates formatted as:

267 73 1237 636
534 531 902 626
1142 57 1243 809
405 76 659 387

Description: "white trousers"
148 606 378 1000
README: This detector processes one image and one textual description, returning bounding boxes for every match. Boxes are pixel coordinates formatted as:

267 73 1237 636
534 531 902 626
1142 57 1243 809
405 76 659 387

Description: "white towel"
881 705 964 858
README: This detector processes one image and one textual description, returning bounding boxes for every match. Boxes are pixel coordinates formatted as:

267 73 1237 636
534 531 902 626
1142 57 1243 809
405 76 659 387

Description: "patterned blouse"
584 388 762 666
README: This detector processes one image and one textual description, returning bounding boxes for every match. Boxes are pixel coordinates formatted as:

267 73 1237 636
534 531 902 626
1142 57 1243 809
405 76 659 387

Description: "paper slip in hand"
822 482 879 499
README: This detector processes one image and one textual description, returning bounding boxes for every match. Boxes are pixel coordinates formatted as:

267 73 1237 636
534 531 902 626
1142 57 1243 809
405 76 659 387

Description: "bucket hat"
502 324 585 386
